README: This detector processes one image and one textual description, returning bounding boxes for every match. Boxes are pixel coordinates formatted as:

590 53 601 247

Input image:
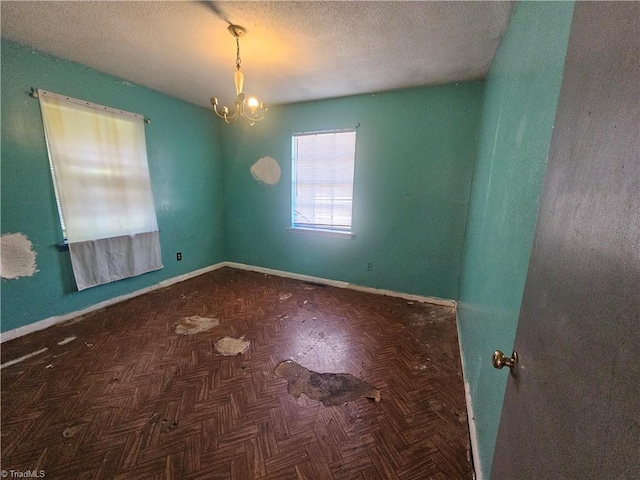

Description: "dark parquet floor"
1 267 472 479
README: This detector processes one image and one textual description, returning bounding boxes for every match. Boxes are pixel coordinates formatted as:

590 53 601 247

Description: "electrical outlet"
176 252 182 261
366 261 373 271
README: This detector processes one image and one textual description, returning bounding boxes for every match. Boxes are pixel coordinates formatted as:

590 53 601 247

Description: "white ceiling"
1 1 513 109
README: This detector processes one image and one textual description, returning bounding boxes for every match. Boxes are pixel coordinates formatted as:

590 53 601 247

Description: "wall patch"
0 233 38 279
250 156 281 185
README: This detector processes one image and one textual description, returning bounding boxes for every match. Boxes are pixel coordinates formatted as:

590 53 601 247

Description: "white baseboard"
0 262 226 343
225 261 457 308
464 381 482 480
456 315 482 480
1 261 455 343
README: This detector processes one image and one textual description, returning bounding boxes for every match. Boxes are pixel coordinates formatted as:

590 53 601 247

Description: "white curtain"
38 90 162 290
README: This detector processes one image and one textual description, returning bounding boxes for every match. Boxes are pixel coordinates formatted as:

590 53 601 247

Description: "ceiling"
1 1 513 109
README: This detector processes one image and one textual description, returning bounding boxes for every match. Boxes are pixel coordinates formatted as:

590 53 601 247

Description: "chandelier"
210 25 267 126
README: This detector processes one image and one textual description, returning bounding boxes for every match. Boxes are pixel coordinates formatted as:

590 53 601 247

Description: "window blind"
292 130 356 232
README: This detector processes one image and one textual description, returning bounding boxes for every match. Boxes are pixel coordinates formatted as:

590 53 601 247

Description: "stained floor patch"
175 315 219 335
0 348 48 370
408 307 453 327
274 360 381 406
214 336 250 356
63 421 89 438
57 336 77 345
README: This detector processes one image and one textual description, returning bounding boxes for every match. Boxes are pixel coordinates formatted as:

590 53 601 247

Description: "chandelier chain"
236 37 241 69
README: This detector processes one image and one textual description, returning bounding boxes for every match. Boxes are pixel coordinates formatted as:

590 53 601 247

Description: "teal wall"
456 2 575 478
2 13 581 476
1 39 226 332
220 84 484 299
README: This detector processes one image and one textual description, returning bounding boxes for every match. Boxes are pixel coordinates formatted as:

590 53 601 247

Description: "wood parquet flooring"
1 267 472 479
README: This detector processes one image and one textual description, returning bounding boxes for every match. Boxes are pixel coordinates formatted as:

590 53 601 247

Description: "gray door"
491 2 639 479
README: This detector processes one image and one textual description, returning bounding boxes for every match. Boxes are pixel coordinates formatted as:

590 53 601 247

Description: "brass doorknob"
492 350 518 373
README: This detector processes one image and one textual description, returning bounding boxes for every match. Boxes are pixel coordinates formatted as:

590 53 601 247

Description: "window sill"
287 227 355 239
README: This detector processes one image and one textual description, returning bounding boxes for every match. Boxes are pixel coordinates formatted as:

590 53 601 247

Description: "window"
291 130 356 235
38 89 162 290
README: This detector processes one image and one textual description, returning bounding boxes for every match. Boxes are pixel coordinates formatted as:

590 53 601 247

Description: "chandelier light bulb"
247 97 259 112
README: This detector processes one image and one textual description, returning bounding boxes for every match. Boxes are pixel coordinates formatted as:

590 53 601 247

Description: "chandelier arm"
234 102 259 126
243 110 266 123
213 103 240 124
236 103 253 126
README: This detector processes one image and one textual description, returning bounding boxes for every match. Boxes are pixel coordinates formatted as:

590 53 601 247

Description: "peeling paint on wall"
250 156 281 185
0 233 38 279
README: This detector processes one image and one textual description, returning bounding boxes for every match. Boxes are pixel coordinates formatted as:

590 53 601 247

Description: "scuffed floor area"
274 359 381 406
1 267 471 479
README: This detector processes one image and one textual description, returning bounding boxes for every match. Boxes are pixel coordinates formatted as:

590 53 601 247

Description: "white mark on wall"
250 156 281 185
0 233 38 279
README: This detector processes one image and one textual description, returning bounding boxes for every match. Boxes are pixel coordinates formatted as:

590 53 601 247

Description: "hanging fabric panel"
38 90 162 290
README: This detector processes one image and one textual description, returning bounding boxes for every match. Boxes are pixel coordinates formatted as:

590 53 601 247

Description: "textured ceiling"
1 1 513 109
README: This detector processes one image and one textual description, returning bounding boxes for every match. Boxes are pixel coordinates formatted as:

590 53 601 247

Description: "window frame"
289 129 357 238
